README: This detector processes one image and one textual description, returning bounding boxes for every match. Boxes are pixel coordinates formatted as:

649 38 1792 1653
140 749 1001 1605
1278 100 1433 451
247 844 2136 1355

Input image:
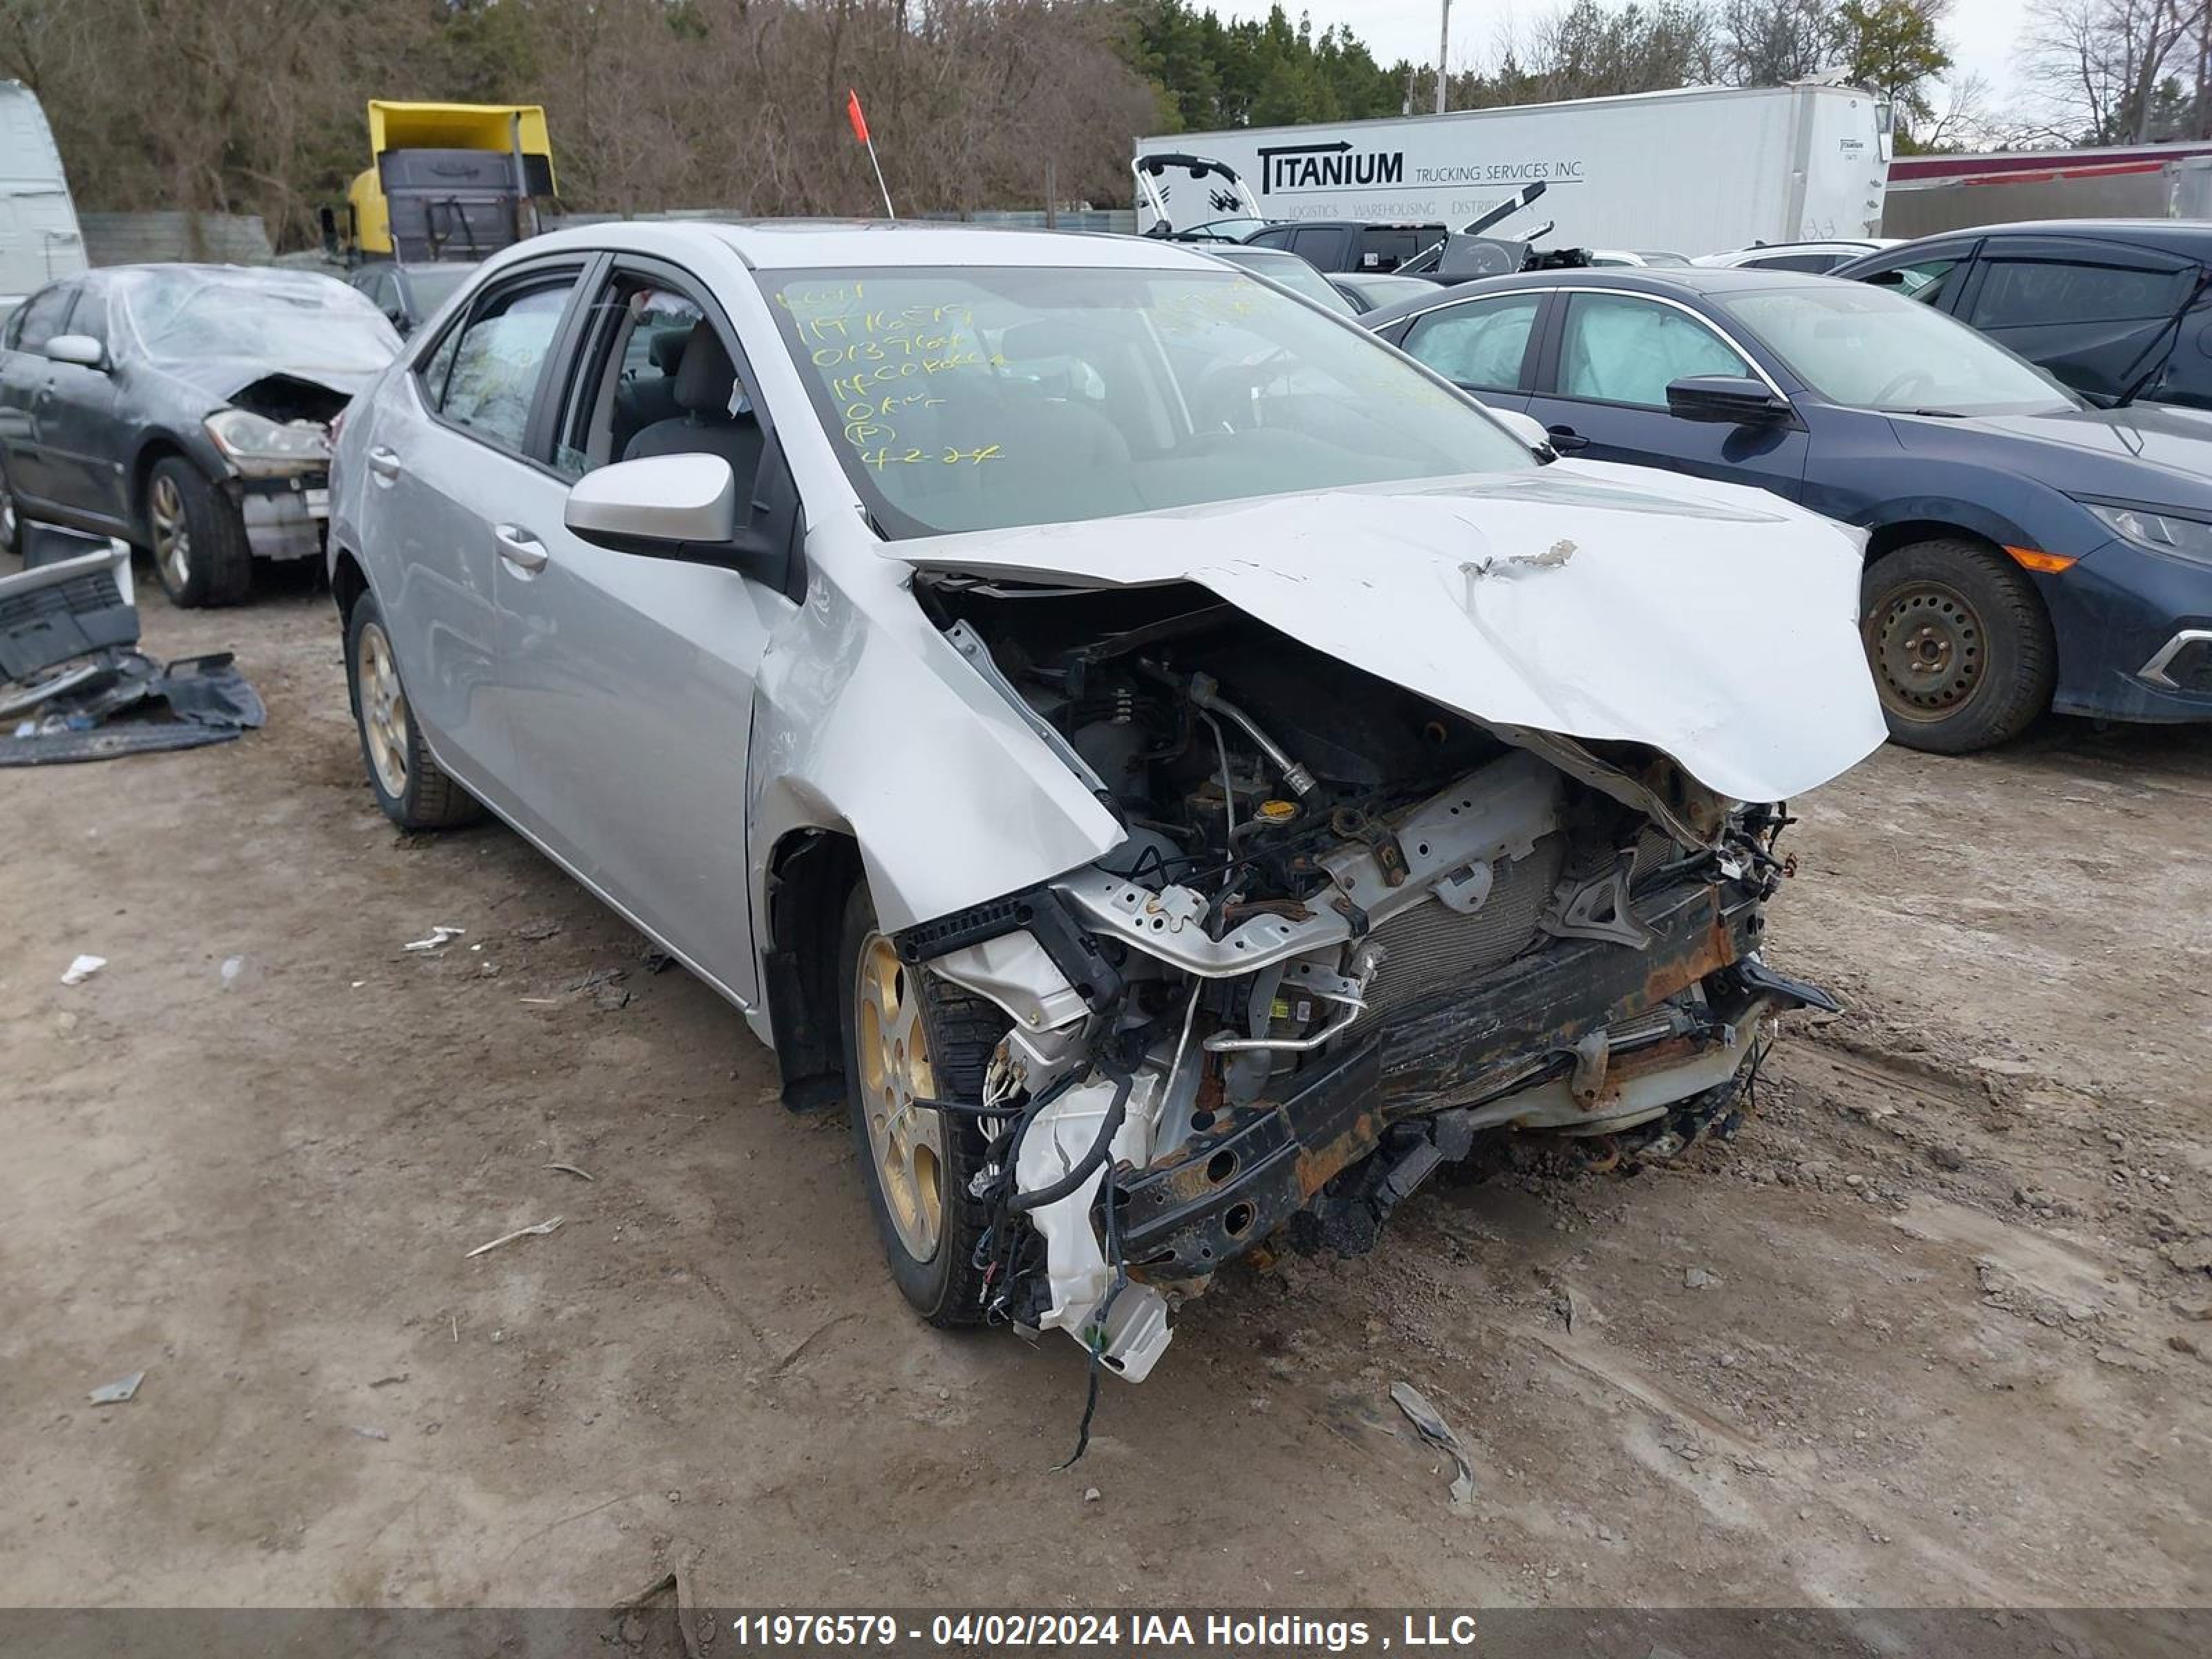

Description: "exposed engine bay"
896 579 1835 1387
227 374 354 429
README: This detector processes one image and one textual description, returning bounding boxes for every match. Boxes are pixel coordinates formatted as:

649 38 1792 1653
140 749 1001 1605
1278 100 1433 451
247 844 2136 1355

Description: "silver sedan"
328 221 1883 1381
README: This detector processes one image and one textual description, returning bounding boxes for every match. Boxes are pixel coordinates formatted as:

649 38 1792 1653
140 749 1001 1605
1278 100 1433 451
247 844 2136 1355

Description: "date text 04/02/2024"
724 1613 1483 1651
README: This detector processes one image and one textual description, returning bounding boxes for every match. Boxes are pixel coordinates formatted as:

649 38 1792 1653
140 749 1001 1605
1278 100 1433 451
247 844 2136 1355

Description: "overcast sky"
1203 0 2023 115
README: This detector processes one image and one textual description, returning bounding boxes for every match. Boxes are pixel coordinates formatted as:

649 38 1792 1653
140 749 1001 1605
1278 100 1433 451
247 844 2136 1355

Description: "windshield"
764 264 1532 538
123 271 401 371
1721 284 2079 415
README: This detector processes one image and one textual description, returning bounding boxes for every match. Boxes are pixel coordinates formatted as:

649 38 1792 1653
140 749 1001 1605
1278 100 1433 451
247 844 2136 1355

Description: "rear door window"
1401 295 1544 392
1968 257 2193 328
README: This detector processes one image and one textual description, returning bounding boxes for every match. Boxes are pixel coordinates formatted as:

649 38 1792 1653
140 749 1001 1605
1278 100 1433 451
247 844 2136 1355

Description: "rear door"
486 255 797 1008
1385 290 1548 415
359 256 591 796
1954 236 2202 403
1526 289 1808 499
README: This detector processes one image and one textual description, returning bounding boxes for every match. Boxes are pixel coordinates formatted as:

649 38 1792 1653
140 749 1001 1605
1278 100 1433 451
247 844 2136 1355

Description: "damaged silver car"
327 223 1885 1382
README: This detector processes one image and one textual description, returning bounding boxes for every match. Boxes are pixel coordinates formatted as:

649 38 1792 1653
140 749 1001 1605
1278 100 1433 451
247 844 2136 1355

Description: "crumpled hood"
897 467 1888 804
154 357 379 407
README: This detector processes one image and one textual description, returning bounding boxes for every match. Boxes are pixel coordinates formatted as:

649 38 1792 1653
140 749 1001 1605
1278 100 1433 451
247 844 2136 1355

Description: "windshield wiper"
1880 406 1966 418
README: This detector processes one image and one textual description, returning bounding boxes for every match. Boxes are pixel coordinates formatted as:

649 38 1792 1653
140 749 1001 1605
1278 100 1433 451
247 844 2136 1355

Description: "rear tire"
344 589 482 830
147 456 252 608
1860 538 2054 754
838 883 1002 1328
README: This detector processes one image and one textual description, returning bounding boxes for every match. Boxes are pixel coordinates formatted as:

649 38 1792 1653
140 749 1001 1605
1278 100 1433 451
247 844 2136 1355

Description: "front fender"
747 555 1121 936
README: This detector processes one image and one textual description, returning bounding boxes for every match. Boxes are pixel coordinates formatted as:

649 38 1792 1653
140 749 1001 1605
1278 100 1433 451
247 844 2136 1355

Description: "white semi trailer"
0 80 86 322
1136 82 1890 254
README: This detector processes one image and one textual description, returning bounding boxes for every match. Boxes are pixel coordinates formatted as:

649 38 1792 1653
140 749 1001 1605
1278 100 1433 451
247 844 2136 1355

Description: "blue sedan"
1365 268 2212 753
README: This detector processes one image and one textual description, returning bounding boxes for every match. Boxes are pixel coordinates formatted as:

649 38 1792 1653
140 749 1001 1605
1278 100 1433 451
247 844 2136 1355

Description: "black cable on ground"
1056 1174 1130 1472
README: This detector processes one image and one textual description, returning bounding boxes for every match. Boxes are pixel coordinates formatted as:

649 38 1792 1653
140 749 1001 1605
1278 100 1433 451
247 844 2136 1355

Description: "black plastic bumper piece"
893 885 1124 1011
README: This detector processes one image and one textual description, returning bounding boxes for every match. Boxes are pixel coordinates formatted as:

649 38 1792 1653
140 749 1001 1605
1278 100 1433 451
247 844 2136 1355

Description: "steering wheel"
1869 368 1936 408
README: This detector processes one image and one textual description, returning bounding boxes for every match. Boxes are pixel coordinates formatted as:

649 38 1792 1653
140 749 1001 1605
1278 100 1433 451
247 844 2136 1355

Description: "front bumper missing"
1115 874 1807 1288
238 474 330 562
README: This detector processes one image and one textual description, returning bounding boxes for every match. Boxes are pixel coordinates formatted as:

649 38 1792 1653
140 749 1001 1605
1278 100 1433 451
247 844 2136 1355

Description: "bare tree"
1718 0 1842 85
2021 0 2208 142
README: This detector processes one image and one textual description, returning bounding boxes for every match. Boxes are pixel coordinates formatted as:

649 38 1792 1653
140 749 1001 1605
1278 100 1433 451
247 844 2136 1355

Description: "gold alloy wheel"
854 931 944 1262
149 472 191 593
355 620 411 798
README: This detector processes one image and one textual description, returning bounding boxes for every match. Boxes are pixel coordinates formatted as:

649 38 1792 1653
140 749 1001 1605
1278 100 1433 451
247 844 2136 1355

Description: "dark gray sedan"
0 264 401 605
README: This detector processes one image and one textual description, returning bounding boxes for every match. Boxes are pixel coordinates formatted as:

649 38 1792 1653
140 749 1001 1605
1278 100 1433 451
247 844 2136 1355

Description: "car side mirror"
44 333 105 371
1665 375 1790 424
564 453 780 580
1488 407 1557 460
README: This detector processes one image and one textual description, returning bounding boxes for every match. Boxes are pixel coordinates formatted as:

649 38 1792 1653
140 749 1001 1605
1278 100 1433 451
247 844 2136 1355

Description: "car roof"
1358 264 1839 326
521 218 1227 273
1881 219 2212 254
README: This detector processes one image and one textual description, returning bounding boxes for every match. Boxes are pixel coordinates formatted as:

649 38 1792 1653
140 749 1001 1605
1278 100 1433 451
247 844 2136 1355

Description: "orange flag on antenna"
845 89 870 145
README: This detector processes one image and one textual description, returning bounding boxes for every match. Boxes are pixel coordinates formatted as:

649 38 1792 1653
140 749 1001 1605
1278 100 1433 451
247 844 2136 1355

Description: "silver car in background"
328 221 1884 1382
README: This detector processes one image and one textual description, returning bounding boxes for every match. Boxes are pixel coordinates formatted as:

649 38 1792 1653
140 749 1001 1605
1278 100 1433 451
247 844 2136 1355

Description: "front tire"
147 456 252 608
838 883 1002 1327
344 590 482 830
1861 538 2055 753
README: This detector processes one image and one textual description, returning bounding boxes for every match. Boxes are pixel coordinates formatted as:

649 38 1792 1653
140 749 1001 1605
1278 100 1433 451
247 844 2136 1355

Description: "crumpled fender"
747 558 1121 933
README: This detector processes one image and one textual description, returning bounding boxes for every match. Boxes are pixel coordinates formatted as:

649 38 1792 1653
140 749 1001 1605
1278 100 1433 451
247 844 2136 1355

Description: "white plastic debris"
465 1216 563 1259
220 956 244 986
88 1371 145 1405
61 955 106 986
402 926 467 952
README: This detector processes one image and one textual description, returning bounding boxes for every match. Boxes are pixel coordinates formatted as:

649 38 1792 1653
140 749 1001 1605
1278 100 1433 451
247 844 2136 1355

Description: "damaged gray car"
0 264 400 606
326 223 1886 1383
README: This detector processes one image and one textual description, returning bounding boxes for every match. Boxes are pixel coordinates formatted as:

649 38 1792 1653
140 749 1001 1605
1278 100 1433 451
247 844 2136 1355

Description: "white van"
0 80 87 323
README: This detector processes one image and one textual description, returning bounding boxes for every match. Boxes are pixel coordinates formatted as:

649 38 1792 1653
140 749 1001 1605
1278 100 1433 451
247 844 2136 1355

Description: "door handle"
366 445 402 481
494 523 550 572
1545 425 1590 453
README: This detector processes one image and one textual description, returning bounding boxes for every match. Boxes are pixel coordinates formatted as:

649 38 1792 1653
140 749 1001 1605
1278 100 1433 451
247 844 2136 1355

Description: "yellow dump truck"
331 101 556 263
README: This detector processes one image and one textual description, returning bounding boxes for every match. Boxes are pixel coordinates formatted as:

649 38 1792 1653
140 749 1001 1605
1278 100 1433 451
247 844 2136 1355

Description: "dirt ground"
4 567 2210 1616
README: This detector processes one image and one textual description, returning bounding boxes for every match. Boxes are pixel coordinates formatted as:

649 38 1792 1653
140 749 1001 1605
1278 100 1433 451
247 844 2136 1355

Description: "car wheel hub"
356 621 410 797
854 931 943 1263
150 475 191 590
1874 583 1982 715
